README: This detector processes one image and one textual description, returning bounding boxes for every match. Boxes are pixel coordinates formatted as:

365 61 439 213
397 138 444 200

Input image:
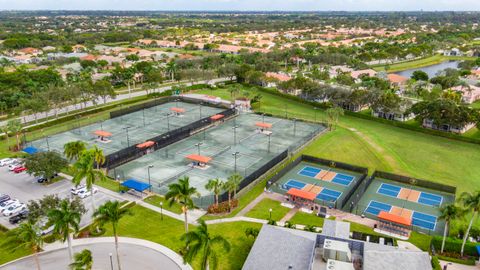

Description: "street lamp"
232 152 240 172
284 104 288 118
45 136 50 151
262 113 265 123
195 142 203 155
269 208 272 221
160 201 163 220
123 126 131 147
165 113 171 131
314 107 318 122
147 165 154 192
142 108 146 126
293 119 297 137
109 253 113 270
267 133 271 153
199 103 203 119
232 126 238 145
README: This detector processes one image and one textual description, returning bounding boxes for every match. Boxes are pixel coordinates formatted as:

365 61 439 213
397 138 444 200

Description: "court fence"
372 171 457 195
104 107 237 169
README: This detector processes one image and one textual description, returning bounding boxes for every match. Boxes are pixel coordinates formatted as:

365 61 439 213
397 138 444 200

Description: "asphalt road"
0 242 183 270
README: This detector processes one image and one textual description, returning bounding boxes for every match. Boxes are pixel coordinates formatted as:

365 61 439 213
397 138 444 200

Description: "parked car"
9 210 28 224
0 158 13 166
0 194 11 204
70 185 86 195
38 219 54 236
0 199 19 213
13 166 27 173
35 173 59 183
77 187 98 199
3 203 26 216
8 163 22 171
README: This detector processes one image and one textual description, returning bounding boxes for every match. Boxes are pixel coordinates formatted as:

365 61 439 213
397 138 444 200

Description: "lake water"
395 61 460 78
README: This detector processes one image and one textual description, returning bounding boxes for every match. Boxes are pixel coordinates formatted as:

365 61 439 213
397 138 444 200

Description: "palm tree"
93 201 131 270
227 173 243 199
9 220 44 270
69 249 93 270
7 119 22 150
166 61 177 81
72 150 108 212
165 176 199 233
438 204 464 254
205 178 224 207
91 145 105 170
64 141 87 161
1 125 10 146
325 107 344 130
48 199 82 261
459 191 480 256
181 220 231 270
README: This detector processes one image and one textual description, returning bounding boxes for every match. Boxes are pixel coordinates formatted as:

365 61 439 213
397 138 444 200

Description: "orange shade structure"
378 211 412 227
255 122 272 129
170 107 186 113
186 154 212 164
94 130 112 137
287 188 317 201
210 114 224 121
136 141 155 149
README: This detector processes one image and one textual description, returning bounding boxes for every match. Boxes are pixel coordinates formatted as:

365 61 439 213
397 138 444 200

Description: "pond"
395 60 461 78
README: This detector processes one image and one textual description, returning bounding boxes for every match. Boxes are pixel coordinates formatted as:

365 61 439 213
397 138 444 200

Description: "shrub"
207 199 239 214
431 256 442 270
437 254 476 265
88 226 106 237
43 234 58 243
431 236 478 257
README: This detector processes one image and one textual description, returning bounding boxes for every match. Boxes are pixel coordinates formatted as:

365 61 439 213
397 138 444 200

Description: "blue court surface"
298 166 321 178
377 183 401 198
283 179 306 190
364 200 437 230
332 174 354 186
418 192 443 207
316 188 342 202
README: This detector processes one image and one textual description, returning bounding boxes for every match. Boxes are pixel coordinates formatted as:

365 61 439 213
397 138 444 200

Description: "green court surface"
269 161 364 208
353 178 455 235
111 113 324 207
28 101 223 156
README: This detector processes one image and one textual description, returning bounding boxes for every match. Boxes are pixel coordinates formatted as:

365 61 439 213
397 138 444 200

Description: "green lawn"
288 211 328 227
245 198 291 221
95 178 123 192
102 204 260 270
470 101 480 109
372 54 477 72
0 231 31 265
143 195 184 214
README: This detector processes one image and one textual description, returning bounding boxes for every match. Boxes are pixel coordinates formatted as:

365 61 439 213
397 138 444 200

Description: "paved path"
0 77 232 128
235 191 285 217
439 260 479 270
0 237 192 270
280 207 299 223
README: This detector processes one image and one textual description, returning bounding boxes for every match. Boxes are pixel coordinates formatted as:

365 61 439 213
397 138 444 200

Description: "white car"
8 162 23 171
0 199 19 213
77 187 98 199
0 158 13 167
70 185 87 195
3 203 26 217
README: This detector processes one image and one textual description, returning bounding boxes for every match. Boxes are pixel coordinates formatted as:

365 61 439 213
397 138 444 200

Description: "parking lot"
0 165 118 229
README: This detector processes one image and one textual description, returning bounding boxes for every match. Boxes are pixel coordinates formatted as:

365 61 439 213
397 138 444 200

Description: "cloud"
0 0 479 11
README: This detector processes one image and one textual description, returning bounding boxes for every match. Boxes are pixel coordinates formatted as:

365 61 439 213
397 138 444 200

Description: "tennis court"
28 101 224 156
270 161 363 208
355 177 455 234
111 112 324 207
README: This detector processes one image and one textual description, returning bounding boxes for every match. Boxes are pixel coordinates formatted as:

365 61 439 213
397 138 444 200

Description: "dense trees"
410 99 479 128
24 151 68 180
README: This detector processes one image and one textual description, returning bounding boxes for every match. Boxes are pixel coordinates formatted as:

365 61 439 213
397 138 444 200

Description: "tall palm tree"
1 125 10 146
205 178 224 207
69 249 93 270
72 150 107 212
48 199 82 261
64 141 87 161
93 201 131 270
438 204 464 254
459 191 480 256
166 61 177 81
227 173 243 199
165 176 199 233
9 220 44 270
7 119 22 150
91 145 105 170
181 219 231 270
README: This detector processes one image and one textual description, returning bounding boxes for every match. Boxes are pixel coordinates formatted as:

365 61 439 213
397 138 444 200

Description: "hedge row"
437 254 476 265
431 256 442 270
432 236 478 257
251 85 480 145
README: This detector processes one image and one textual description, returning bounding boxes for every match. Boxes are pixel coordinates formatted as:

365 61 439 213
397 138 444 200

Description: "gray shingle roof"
363 250 432 270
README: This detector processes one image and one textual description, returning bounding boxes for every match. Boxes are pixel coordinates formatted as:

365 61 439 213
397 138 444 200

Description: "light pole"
314 107 318 122
165 113 171 131
199 103 203 119
284 104 288 118
123 126 131 147
160 201 163 220
232 152 239 172
269 208 272 221
232 126 238 145
262 113 265 123
147 165 154 192
45 136 50 151
109 253 113 270
142 108 146 126
195 142 203 155
267 133 271 153
293 119 297 137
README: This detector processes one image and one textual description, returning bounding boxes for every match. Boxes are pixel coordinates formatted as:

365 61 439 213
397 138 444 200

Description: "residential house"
350 69 377 80
372 102 415 122
264 72 292 86
387 74 409 89
72 44 87 53
450 84 480 104
422 119 476 134
444 48 462 56
18 47 42 56
242 221 431 270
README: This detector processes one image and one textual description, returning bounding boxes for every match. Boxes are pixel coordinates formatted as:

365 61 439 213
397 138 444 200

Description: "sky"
0 0 479 11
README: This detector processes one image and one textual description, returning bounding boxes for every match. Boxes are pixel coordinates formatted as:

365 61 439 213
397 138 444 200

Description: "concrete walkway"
0 237 192 270
439 260 479 270
280 207 299 223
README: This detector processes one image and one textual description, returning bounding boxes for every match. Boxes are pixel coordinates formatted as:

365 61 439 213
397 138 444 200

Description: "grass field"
0 231 31 265
372 55 477 72
288 211 328 228
143 195 184 214
245 198 291 221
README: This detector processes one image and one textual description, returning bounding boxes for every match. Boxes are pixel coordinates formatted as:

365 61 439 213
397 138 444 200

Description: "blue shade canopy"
23 146 39 155
121 179 151 192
